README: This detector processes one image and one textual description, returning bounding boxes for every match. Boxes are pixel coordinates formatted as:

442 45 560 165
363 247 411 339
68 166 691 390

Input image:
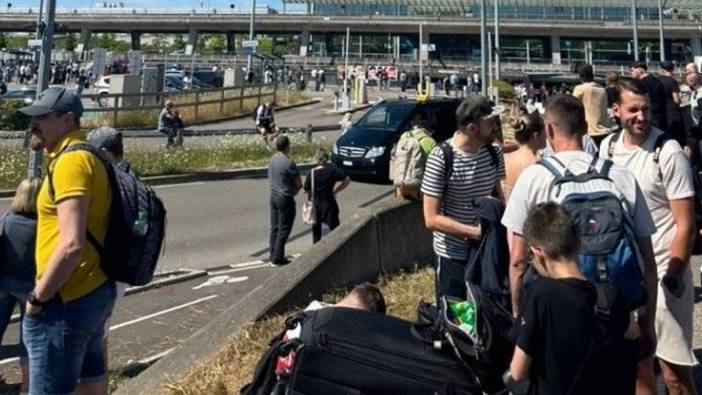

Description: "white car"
93 75 111 95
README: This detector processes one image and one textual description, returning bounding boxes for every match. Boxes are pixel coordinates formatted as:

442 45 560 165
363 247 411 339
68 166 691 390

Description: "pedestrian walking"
659 61 686 145
602 79 698 395
630 62 668 133
0 178 41 392
17 87 116 395
421 96 505 301
572 63 616 147
303 149 351 243
268 136 302 266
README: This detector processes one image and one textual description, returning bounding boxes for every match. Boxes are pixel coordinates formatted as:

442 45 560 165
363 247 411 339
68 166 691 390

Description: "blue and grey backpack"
538 155 647 311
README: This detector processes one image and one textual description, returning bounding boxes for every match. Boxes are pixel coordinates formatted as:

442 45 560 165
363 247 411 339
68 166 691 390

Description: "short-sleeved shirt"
37 130 111 302
658 75 683 123
600 129 695 273
268 152 300 198
517 277 598 395
641 74 668 131
421 139 506 260
572 82 615 137
502 151 656 240
0 212 36 288
158 108 172 130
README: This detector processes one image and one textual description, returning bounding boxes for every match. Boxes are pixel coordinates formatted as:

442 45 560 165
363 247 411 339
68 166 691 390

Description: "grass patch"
159 266 435 395
0 134 332 190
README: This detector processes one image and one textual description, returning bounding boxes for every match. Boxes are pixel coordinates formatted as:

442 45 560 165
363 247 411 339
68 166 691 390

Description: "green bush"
0 100 30 131
491 80 516 101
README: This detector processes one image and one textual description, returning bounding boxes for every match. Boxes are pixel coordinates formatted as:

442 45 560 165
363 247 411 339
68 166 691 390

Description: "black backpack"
48 143 167 286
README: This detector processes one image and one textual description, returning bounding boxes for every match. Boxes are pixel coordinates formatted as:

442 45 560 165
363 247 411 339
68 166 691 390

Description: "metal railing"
77 83 278 127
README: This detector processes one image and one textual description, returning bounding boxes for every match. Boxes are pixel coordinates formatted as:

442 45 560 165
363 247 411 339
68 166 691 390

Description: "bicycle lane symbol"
192 275 249 290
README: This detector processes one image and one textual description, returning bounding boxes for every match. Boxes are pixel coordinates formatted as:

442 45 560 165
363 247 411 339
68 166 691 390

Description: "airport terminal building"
284 0 702 65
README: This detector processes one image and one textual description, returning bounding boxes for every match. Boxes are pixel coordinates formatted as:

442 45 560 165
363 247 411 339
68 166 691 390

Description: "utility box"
110 74 141 108
141 66 164 106
224 68 244 87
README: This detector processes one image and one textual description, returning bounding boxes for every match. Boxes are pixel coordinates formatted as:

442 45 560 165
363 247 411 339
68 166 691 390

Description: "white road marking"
0 356 19 366
226 276 249 284
207 263 268 276
109 294 218 331
153 181 205 189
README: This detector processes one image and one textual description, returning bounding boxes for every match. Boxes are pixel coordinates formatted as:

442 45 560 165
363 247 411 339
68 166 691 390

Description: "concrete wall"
115 198 432 395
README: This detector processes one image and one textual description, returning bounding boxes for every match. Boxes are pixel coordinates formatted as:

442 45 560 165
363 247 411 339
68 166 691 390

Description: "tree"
64 33 77 51
205 34 225 53
172 34 186 52
0 33 6 49
91 33 130 52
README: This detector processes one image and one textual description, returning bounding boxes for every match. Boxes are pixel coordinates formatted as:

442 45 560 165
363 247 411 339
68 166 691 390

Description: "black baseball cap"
457 96 499 127
16 87 83 118
88 126 123 151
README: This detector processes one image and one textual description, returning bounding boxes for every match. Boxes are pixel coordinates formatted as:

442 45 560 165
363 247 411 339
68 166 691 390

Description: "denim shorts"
23 280 116 395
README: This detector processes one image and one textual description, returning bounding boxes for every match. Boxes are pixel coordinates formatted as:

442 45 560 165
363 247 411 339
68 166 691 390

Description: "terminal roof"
283 0 701 11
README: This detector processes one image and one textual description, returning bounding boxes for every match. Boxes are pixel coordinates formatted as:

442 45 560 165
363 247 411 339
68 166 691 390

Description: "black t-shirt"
659 75 683 122
304 165 347 226
641 74 668 130
605 86 617 109
517 277 597 395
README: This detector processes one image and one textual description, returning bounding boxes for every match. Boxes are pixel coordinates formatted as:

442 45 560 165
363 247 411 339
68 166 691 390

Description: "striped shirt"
421 140 506 260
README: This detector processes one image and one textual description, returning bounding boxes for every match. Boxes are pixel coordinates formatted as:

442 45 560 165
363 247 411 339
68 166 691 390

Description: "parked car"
331 98 462 181
93 75 111 95
192 70 223 88
2 88 38 105
165 75 184 91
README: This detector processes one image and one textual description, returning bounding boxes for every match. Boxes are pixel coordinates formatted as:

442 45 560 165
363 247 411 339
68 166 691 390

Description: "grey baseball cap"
88 126 123 151
16 87 83 118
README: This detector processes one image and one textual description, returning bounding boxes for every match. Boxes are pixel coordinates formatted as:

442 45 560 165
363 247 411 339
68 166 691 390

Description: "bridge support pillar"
300 30 310 56
691 35 702 58
226 32 236 54
186 29 198 55
550 34 562 65
393 35 400 61
79 27 91 51
130 32 141 51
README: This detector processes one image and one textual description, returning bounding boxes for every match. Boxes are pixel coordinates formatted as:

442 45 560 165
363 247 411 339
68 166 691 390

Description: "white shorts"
655 269 698 366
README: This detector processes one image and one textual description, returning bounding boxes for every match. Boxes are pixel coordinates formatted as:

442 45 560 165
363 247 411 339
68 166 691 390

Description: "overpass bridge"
0 10 700 64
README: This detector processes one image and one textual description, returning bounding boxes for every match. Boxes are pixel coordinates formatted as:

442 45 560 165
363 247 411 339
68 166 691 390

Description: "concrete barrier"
115 198 432 395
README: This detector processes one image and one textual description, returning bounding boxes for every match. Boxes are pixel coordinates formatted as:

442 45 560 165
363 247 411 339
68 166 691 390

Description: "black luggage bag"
242 306 481 395
290 307 481 395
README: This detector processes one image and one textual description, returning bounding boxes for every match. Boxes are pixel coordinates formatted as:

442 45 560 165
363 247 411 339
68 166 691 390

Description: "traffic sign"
27 39 42 48
243 47 256 55
242 40 259 48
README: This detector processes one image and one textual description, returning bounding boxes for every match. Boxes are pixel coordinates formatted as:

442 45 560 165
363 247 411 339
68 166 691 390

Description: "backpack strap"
439 140 454 196
606 131 621 159
652 133 672 182
484 143 499 170
46 142 110 259
536 156 568 182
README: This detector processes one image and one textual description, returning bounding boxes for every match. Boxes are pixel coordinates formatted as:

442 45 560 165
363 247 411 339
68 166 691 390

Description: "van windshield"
356 102 414 130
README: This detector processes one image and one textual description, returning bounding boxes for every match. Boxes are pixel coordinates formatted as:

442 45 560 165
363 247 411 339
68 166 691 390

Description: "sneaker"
270 257 291 267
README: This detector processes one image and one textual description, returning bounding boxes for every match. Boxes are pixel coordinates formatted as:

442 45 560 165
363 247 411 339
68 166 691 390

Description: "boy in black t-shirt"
508 202 604 395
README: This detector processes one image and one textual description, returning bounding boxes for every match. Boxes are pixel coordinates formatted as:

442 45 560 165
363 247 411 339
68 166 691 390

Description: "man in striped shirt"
421 96 506 301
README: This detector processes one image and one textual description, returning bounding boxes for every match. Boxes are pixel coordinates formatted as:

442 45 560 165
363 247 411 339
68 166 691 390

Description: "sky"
6 0 302 11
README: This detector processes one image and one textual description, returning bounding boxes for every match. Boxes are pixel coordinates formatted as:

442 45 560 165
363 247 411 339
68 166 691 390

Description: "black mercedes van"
331 98 462 181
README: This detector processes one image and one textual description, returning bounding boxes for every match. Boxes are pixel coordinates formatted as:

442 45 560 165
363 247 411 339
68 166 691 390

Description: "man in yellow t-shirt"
17 87 116 395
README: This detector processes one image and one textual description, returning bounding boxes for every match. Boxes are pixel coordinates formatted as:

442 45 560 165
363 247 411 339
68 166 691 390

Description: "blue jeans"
0 277 32 362
23 280 116 395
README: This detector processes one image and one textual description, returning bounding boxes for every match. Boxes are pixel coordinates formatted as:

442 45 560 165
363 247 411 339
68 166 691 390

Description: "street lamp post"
632 0 640 61
657 0 665 61
494 0 500 81
247 0 256 73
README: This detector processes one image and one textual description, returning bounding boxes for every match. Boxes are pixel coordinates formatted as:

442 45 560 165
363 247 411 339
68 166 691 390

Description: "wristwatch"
28 291 49 307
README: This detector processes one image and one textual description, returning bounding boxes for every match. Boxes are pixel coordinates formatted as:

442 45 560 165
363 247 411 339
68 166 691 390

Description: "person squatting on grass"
18 87 117 395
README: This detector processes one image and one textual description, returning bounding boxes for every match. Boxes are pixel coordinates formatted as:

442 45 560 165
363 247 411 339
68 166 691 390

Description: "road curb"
0 163 315 198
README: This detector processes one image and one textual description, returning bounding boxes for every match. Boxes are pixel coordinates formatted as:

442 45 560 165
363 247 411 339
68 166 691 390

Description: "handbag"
302 169 317 225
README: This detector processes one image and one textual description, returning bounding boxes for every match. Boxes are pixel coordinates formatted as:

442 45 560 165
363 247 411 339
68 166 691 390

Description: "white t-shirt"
502 151 656 241
600 129 695 274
